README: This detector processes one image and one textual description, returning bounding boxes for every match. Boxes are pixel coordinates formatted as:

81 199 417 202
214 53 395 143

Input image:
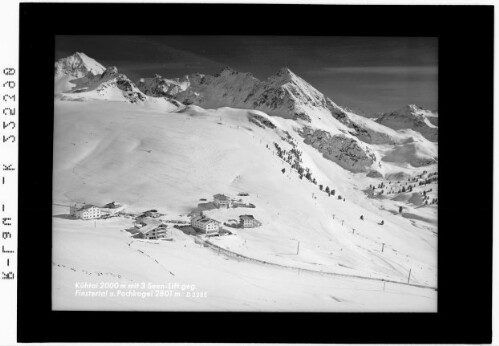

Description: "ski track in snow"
129 239 176 276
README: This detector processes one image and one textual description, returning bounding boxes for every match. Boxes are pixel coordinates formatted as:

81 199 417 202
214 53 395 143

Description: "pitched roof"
103 201 121 208
240 215 255 220
193 216 220 225
213 194 230 201
136 217 162 226
77 204 98 211
138 224 160 234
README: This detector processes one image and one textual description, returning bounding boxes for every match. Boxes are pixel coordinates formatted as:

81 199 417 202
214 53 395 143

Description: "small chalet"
134 217 168 240
139 209 162 218
137 223 168 240
213 194 231 209
100 201 125 216
70 204 101 220
191 216 220 235
239 215 262 228
134 216 161 228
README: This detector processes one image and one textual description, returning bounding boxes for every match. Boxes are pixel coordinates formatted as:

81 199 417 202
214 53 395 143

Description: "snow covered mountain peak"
405 103 422 111
393 104 428 118
212 66 255 80
54 52 106 79
275 66 296 78
54 54 170 105
136 73 190 98
376 104 438 142
266 67 301 86
381 104 436 121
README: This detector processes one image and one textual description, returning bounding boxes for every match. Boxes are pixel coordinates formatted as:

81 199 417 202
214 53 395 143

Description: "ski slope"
53 98 437 311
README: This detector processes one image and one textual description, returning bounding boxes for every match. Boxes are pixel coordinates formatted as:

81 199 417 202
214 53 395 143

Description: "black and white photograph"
8 2 493 344
52 35 439 312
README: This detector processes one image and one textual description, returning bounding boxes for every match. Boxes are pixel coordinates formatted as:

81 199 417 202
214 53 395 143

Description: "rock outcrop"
300 127 377 173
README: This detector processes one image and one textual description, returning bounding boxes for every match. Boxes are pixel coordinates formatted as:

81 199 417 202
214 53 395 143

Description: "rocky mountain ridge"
54 52 438 174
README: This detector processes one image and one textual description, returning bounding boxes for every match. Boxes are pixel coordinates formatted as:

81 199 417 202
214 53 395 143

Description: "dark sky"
56 35 438 114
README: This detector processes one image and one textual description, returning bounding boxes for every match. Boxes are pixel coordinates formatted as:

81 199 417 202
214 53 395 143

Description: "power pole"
408 268 412 283
296 241 300 255
341 220 344 227
382 243 385 252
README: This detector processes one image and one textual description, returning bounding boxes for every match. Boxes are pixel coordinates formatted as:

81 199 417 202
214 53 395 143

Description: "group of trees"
319 184 336 197
398 185 414 193
273 141 345 201
370 173 439 196
275 143 304 173
422 192 438 205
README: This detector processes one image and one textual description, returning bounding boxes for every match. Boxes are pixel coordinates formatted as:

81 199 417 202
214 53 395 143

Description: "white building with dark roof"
137 223 168 240
239 215 262 228
100 201 125 216
191 216 220 235
213 194 231 208
70 204 101 220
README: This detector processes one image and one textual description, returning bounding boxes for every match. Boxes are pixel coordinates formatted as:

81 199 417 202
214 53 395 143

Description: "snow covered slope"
53 99 437 311
53 209 436 312
136 66 438 172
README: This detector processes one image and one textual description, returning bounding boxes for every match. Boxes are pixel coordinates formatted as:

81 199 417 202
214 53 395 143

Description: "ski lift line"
332 215 405 257
194 234 436 291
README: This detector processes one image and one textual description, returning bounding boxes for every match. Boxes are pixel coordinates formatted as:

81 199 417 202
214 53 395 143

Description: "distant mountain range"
54 52 438 173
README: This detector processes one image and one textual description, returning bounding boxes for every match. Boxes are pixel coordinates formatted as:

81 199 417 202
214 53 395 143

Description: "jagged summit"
100 66 119 79
214 66 254 78
55 52 106 79
144 65 346 123
382 104 436 120
136 73 190 98
266 67 300 85
393 104 426 117
405 104 422 111
54 53 438 164
54 53 156 104
376 104 438 142
220 66 236 74
275 66 296 78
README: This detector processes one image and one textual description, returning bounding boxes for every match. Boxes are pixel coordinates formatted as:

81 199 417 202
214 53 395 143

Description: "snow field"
53 99 437 310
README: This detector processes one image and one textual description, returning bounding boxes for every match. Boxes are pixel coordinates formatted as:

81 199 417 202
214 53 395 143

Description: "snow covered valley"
53 99 437 311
